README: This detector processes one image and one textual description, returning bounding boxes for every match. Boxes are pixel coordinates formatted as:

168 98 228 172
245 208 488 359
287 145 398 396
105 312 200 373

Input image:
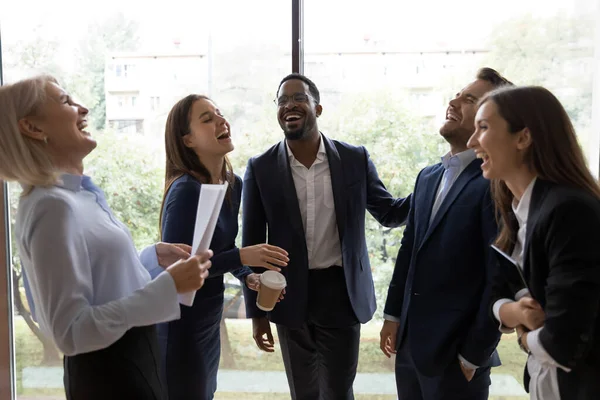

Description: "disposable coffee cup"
256 271 287 312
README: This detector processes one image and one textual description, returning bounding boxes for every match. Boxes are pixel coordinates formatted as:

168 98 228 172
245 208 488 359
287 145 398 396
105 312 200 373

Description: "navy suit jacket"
384 158 501 376
242 135 410 328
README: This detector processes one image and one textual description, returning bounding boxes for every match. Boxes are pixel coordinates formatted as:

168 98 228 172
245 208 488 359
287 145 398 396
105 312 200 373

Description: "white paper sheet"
178 182 229 306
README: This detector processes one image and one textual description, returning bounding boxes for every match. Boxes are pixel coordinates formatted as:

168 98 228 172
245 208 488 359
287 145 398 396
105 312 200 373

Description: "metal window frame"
292 0 304 74
0 22 16 399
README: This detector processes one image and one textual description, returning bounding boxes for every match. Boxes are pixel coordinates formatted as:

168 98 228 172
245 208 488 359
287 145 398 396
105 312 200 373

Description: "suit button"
413 292 420 296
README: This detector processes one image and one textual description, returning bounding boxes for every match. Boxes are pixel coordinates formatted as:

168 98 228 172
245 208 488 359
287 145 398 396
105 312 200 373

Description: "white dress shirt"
286 136 343 269
15 174 180 356
491 177 566 400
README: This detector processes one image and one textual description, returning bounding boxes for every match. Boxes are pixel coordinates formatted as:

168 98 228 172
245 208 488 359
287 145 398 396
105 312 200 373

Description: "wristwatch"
517 331 529 354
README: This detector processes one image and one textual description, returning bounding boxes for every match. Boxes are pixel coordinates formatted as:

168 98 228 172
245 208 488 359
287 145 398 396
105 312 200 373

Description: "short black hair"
476 67 513 88
277 73 321 104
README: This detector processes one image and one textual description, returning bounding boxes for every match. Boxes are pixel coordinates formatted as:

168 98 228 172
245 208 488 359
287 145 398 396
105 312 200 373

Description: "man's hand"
245 274 286 301
240 244 289 271
252 317 275 352
459 360 476 382
380 320 400 358
155 242 193 267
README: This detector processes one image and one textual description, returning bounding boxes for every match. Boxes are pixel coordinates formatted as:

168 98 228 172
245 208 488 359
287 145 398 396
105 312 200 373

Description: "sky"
1 0 596 55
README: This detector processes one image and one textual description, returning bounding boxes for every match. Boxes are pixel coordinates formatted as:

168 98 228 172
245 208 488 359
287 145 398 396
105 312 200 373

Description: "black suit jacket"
384 159 501 376
492 179 600 398
242 135 410 328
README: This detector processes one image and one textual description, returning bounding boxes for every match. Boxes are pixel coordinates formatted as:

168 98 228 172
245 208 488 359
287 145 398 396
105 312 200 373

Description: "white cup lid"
260 270 287 290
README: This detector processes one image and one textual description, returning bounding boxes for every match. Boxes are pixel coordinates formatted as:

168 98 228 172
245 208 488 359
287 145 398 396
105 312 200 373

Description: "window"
150 96 160 112
1 0 599 399
1 1 290 398
115 63 136 78
304 0 599 397
109 119 144 135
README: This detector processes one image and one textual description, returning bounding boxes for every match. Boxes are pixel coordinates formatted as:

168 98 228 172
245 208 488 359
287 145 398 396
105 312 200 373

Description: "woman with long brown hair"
467 85 600 399
155 94 289 399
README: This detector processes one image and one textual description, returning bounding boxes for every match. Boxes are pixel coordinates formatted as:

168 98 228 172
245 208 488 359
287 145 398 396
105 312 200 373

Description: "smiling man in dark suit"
380 68 513 400
242 73 410 400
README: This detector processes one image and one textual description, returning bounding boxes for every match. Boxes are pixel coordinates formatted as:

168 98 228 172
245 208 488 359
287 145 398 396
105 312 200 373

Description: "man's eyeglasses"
274 93 313 107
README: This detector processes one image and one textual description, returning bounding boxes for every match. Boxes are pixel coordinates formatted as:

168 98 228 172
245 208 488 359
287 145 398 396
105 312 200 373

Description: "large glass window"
1 0 599 399
304 0 598 399
1 1 289 398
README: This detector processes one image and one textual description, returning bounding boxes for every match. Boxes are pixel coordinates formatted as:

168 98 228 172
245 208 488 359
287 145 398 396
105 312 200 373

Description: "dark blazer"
492 179 600 398
161 174 251 298
242 135 410 328
384 159 501 376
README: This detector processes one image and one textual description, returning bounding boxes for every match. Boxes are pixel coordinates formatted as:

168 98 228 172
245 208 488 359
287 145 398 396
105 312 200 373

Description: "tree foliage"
482 13 595 146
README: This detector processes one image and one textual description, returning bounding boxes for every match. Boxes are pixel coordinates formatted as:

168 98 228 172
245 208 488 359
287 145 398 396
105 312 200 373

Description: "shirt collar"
512 177 537 227
441 149 476 171
54 173 85 192
286 134 327 164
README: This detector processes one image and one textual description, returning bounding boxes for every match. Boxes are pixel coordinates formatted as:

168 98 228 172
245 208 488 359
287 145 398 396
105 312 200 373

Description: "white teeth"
285 113 302 122
217 131 230 139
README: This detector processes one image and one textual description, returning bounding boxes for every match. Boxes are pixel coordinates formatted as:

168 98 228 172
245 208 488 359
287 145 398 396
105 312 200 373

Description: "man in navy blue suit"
380 68 513 400
242 73 410 400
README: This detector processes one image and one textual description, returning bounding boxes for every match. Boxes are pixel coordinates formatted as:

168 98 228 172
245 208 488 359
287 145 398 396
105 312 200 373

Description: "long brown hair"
484 86 600 251
159 94 235 232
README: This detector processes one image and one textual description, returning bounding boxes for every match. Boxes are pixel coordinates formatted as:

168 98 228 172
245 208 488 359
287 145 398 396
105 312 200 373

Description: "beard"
284 128 305 140
282 120 308 141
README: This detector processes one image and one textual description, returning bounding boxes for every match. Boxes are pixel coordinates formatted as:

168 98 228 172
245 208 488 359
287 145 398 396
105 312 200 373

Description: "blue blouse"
16 174 180 356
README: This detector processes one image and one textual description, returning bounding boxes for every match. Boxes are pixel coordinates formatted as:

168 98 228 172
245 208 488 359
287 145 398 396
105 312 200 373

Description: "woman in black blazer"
467 85 600 399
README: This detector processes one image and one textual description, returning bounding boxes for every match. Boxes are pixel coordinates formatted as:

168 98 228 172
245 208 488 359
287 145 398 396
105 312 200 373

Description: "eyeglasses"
274 93 313 107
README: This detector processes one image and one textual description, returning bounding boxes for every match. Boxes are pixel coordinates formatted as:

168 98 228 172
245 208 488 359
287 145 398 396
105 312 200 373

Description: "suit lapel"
277 141 305 239
522 179 551 280
323 135 347 240
415 165 444 245
422 159 482 244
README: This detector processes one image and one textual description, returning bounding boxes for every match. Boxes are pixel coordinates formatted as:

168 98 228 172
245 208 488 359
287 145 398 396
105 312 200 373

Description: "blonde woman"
0 75 212 400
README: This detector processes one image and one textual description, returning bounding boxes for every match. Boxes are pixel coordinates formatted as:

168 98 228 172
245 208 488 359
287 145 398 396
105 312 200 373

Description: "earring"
43 137 48 144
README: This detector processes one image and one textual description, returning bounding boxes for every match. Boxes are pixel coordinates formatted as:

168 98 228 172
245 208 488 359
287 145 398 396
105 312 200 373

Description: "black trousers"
63 325 164 400
276 267 361 400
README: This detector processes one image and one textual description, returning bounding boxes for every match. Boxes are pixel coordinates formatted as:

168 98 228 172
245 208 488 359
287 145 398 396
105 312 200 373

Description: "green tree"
85 130 165 249
483 13 595 147
2 24 65 83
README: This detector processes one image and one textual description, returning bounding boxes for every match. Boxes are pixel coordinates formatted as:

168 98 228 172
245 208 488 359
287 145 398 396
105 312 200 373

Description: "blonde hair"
0 75 59 187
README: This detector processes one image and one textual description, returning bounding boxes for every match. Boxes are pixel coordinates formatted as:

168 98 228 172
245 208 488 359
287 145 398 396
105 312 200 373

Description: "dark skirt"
63 325 164 400
157 292 224 400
